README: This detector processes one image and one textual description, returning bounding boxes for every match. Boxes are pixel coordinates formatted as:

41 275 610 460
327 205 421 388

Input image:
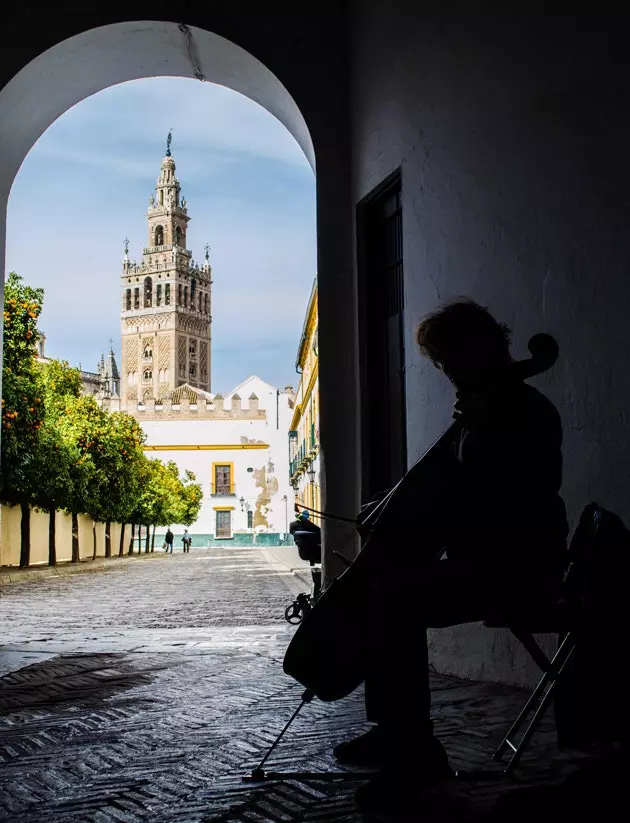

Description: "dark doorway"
357 171 407 502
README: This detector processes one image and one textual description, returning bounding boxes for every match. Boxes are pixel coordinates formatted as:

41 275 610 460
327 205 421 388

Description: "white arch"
0 21 314 204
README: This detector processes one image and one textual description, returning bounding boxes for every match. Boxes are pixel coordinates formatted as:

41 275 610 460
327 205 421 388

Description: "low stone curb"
0 551 168 586
258 547 315 591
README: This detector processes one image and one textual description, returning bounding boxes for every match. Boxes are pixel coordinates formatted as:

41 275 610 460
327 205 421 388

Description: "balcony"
143 244 170 254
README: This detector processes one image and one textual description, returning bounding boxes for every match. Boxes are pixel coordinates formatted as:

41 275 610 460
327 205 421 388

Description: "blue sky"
6 78 316 393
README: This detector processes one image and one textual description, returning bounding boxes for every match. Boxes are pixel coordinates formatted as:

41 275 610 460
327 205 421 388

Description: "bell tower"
120 134 213 409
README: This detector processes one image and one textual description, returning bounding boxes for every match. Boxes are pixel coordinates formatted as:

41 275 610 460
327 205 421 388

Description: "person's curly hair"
415 299 511 365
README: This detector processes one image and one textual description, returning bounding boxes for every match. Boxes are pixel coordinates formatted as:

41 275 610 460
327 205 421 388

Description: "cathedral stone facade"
121 141 212 410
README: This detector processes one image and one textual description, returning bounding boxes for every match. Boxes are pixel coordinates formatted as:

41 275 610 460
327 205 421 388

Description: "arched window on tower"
190 279 196 302
159 190 164 206
184 286 188 308
143 344 153 361
134 288 140 309
178 284 182 305
156 284 162 306
175 226 182 246
143 369 152 383
144 277 152 308
165 284 171 305
205 294 209 314
125 289 131 311
155 225 164 247
198 292 202 312
189 340 197 358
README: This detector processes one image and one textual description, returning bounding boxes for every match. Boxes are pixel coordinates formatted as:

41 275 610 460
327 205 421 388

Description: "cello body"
283 334 560 702
283 421 461 701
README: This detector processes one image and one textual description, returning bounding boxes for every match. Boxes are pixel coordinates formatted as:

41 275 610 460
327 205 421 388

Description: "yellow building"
289 278 320 523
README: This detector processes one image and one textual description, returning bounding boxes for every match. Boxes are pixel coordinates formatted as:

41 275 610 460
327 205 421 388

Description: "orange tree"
53 395 147 560
177 468 203 527
2 272 201 565
131 460 202 552
0 272 44 507
32 360 90 563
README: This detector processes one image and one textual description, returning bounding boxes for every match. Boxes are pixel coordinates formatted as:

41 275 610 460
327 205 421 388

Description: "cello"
283 333 560 702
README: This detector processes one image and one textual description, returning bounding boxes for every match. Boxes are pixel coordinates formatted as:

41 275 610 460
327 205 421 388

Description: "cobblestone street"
0 548 588 823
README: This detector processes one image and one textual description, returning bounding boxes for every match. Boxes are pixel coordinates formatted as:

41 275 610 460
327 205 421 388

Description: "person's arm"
456 387 563 498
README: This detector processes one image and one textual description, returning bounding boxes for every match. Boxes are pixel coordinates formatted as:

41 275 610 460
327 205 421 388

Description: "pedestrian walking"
182 529 192 553
164 527 174 553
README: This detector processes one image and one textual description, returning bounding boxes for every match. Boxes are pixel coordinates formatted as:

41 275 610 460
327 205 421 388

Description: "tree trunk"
137 525 142 554
19 501 30 568
145 525 150 553
92 522 97 560
71 512 79 562
151 524 156 552
119 523 126 556
105 521 111 558
48 509 56 566
128 522 135 555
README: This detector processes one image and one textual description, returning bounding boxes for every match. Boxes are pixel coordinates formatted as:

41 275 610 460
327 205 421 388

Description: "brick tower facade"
120 135 212 409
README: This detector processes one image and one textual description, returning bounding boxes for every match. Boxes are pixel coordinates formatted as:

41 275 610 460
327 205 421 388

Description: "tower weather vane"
123 237 129 255
166 129 173 157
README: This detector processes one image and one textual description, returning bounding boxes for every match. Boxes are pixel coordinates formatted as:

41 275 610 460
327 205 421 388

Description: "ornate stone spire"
120 142 213 410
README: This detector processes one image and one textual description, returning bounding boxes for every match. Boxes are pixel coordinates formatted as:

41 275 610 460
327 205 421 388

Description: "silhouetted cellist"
334 300 569 812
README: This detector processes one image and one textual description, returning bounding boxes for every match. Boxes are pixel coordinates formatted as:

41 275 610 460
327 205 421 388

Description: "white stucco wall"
350 2 630 686
140 377 294 536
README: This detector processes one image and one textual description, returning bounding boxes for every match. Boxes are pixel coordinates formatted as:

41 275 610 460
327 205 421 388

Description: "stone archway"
0 22 314 209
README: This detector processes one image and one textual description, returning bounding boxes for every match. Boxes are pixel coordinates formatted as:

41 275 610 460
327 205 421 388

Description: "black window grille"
216 510 231 538
214 465 231 495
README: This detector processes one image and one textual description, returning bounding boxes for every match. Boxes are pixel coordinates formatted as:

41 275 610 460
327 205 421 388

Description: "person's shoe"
333 726 384 767
354 737 453 812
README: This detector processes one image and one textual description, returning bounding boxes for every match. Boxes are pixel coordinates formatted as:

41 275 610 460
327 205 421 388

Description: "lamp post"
281 494 288 534
239 496 245 512
306 465 316 518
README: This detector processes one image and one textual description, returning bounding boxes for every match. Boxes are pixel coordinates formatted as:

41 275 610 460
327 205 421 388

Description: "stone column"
314 121 360 586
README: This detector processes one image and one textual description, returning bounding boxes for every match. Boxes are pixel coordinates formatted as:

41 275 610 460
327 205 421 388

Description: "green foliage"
2 273 203 531
2 272 43 374
36 357 82 404
130 460 202 528
1 273 45 503
178 469 203 526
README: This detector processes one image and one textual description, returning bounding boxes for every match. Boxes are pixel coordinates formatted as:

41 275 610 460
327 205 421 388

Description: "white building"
137 376 294 542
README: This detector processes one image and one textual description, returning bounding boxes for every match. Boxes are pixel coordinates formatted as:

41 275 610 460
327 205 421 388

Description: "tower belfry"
120 138 213 408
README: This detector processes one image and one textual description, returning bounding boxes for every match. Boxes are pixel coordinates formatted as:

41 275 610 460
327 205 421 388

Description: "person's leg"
353 558 501 809
332 677 385 765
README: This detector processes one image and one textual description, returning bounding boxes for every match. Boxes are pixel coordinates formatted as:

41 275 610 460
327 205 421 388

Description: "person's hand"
453 390 495 430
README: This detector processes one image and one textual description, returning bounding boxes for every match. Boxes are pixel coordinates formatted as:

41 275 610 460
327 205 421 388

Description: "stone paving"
0 546 593 822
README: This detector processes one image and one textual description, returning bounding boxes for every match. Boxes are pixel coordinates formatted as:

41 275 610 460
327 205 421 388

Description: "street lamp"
281 494 288 535
307 465 316 485
239 496 245 512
